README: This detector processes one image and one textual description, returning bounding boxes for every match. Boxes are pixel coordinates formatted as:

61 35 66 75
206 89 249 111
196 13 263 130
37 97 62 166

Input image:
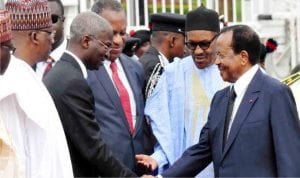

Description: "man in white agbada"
136 7 225 177
0 9 24 178
0 0 73 177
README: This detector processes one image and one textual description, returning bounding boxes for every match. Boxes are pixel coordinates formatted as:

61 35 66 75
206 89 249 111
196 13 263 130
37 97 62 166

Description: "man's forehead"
216 31 232 44
186 30 216 41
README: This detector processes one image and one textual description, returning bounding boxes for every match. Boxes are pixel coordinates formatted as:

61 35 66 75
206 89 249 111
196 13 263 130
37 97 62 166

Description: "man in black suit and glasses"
44 11 136 177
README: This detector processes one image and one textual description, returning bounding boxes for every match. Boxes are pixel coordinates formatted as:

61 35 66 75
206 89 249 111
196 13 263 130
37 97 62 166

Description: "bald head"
68 11 113 70
69 11 112 42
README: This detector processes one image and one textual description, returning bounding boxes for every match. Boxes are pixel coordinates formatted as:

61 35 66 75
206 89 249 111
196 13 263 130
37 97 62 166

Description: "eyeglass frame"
1 44 16 55
28 29 56 39
88 35 112 54
185 35 217 51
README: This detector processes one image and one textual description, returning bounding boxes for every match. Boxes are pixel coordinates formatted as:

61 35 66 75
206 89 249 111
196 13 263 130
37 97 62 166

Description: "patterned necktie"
43 56 54 78
223 86 236 149
110 61 134 135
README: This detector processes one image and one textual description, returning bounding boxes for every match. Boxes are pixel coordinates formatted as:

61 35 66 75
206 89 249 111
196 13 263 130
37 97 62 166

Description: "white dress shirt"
103 59 137 127
227 64 260 135
64 50 87 79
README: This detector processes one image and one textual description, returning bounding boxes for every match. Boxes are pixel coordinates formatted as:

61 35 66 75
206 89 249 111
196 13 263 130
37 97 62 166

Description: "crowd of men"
1 0 300 177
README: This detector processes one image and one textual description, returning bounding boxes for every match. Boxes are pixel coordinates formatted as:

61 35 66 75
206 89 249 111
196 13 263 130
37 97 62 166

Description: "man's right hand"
135 154 158 171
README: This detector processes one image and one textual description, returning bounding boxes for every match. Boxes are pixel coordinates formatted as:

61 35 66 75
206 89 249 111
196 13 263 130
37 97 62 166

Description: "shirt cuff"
151 147 168 169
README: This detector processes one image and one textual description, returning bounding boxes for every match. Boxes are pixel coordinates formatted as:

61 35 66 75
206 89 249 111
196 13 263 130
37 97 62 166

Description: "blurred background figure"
130 29 151 60
122 36 140 59
282 64 300 118
219 14 228 28
259 38 278 71
139 12 186 98
35 0 66 79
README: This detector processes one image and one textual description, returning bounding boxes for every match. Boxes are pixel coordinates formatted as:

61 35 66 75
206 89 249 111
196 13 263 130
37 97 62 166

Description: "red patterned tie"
110 61 134 135
43 56 54 78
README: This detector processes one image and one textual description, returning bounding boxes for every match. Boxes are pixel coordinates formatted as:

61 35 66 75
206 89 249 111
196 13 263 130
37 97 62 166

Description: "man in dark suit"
87 0 147 175
44 11 136 177
156 25 300 177
139 13 186 98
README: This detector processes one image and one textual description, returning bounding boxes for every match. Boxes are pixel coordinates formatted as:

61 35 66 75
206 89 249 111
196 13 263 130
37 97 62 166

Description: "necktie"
223 86 236 148
110 61 134 135
43 56 54 78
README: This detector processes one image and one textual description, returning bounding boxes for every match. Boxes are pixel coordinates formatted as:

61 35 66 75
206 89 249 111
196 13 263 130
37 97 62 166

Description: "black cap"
186 7 220 32
150 13 185 34
122 37 141 57
131 29 151 44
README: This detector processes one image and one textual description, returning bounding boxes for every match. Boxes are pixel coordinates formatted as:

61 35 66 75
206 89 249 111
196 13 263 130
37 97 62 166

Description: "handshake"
136 154 159 178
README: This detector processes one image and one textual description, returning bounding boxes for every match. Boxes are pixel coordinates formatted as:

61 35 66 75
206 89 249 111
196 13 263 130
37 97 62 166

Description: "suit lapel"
94 66 127 125
61 53 83 75
221 70 264 162
119 55 142 137
218 87 231 149
216 88 231 163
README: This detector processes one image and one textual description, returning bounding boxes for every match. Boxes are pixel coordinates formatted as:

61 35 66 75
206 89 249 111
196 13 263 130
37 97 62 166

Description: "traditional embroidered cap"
149 13 185 34
5 0 52 30
0 10 12 43
186 7 220 32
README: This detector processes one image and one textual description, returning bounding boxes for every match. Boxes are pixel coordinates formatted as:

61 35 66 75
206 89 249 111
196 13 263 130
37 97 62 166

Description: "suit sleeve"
59 79 136 177
270 85 300 176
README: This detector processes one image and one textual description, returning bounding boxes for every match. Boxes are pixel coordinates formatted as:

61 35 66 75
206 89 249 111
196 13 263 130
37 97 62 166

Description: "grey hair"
91 0 123 14
69 11 112 40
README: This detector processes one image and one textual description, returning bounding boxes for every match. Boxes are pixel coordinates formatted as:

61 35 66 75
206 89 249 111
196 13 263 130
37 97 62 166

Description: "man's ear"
169 35 176 48
81 35 90 49
240 50 249 65
29 31 39 45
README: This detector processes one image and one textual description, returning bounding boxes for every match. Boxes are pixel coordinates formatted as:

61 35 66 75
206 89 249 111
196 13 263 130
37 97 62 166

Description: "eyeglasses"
51 14 63 24
88 35 112 53
185 36 216 51
29 29 56 38
38 29 56 37
1 44 16 55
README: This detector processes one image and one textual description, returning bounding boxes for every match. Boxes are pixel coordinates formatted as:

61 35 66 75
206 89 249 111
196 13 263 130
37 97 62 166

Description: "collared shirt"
36 38 67 79
64 50 88 79
227 64 259 134
103 58 137 127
